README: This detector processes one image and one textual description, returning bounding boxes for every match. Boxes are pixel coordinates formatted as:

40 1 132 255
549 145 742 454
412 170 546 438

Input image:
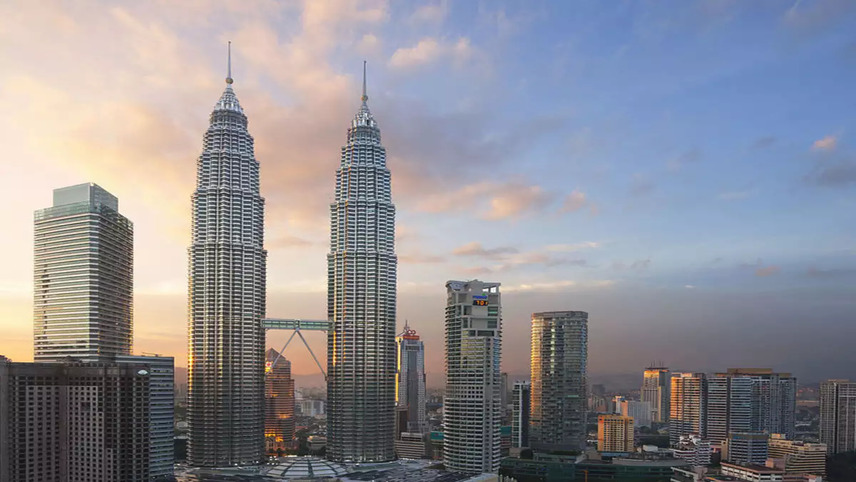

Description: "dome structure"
265 457 349 480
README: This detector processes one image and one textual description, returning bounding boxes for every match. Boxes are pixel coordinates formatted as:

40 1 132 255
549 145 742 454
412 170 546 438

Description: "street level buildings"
529 311 588 453
642 367 670 424
34 183 133 361
512 381 530 449
187 48 268 466
265 348 295 454
722 432 768 465
670 373 707 445
444 280 502 473
0 356 171 482
396 323 426 434
598 414 635 453
326 64 398 463
819 379 856 455
767 434 826 477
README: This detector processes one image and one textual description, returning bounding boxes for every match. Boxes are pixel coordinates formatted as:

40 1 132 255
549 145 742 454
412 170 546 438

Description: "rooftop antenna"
226 41 233 85
361 60 368 103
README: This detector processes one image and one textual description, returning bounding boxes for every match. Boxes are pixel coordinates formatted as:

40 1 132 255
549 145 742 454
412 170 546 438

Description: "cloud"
718 190 752 201
684 284 696 289
813 135 837 151
613 259 652 272
629 174 655 197
410 1 448 24
561 190 588 213
546 242 601 252
453 242 518 259
750 136 776 150
484 184 553 220
806 267 856 279
268 235 316 248
805 159 856 188
388 37 477 70
398 251 445 264
503 280 616 293
667 148 702 171
756 265 781 277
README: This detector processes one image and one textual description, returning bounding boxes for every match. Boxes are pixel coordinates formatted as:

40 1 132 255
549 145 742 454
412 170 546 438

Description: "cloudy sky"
1 0 854 386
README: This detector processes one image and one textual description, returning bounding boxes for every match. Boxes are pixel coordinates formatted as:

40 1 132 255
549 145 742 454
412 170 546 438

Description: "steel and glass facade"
444 280 502 473
820 379 856 454
34 183 133 361
265 348 295 453
641 367 670 424
396 324 426 434
187 73 267 467
326 73 397 463
529 311 588 453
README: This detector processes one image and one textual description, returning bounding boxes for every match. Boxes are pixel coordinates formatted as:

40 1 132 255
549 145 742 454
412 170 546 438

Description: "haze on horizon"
0 0 854 385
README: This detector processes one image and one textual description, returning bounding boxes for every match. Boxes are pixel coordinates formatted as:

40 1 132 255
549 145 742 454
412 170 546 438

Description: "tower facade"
820 379 856 454
265 349 295 454
326 64 397 463
641 367 670 423
670 372 707 445
187 50 267 467
598 414 635 453
512 381 530 449
444 280 502 473
396 323 426 433
529 311 588 452
34 183 133 361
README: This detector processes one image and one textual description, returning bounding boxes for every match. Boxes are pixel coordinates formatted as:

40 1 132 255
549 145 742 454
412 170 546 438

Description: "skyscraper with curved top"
187 44 267 467
327 63 397 463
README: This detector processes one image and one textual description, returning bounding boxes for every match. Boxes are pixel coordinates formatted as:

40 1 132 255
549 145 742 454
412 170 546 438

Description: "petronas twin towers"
187 49 396 466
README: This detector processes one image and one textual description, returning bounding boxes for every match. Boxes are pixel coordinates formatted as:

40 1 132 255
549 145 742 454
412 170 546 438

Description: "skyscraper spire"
226 41 233 85
361 60 368 103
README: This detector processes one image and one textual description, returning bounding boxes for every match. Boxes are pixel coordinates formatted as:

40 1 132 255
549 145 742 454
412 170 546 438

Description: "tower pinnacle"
226 41 233 85
361 60 368 103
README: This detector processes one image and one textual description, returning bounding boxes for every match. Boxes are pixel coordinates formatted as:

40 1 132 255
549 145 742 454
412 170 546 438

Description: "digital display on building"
473 299 489 306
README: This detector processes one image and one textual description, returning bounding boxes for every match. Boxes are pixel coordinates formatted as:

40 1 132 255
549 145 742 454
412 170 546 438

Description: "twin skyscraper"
186 49 398 466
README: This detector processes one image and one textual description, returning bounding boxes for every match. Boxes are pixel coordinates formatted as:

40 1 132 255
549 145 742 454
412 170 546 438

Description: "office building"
723 432 768 465
720 462 784 481
187 46 268 466
598 414 635 453
671 434 712 466
512 381 530 448
620 399 653 428
670 373 707 445
297 399 327 418
0 356 158 481
34 183 133 361
265 348 295 453
116 354 175 479
326 63 398 463
819 379 856 454
642 366 670 423
530 311 588 452
767 434 826 477
708 369 796 446
444 280 502 473
396 323 426 433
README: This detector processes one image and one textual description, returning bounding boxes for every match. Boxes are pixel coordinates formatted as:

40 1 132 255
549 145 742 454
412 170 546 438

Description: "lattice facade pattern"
187 80 267 467
326 90 398 463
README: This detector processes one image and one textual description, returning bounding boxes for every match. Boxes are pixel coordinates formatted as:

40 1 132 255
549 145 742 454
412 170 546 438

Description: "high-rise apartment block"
326 64 398 463
819 379 856 454
722 432 768 465
396 323 426 433
0 356 172 481
512 381 530 449
619 399 653 428
598 414 635 453
187 51 268 466
265 348 295 454
34 183 133 361
670 372 707 445
642 367 670 423
707 368 796 446
444 280 502 473
529 311 588 453
767 434 826 477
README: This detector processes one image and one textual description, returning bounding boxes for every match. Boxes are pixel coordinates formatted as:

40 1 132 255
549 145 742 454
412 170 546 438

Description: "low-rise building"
599 414 635 453
672 434 712 466
766 433 826 477
720 462 784 481
723 432 768 465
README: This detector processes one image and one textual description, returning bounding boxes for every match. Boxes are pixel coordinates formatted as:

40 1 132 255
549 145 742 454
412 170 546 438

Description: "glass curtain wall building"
326 63 398 463
187 48 267 467
34 183 133 361
529 311 588 453
396 323 426 433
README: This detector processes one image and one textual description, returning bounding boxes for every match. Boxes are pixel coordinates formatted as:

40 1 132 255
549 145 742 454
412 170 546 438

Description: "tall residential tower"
641 367 670 424
670 372 707 445
820 379 856 454
187 45 267 466
34 183 133 361
529 311 588 452
396 323 426 434
444 280 502 473
326 63 398 463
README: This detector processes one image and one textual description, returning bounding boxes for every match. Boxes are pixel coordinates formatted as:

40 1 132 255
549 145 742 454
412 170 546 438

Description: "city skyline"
1 1 856 384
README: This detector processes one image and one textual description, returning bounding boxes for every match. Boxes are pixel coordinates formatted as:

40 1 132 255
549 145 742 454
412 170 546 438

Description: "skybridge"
263 318 330 380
